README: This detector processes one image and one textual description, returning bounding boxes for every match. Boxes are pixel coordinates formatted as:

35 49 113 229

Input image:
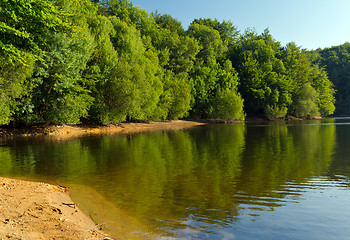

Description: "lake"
0 118 350 239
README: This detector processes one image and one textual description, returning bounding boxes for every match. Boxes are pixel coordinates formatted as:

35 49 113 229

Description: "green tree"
0 61 34 125
293 83 319 117
187 21 244 120
0 0 71 63
15 0 97 124
283 42 335 117
233 29 291 116
0 0 73 125
25 31 95 123
192 18 239 47
152 12 185 36
155 71 192 120
210 88 245 121
90 16 162 123
309 66 335 116
188 23 228 64
308 43 350 114
84 14 120 122
265 105 288 120
233 30 335 118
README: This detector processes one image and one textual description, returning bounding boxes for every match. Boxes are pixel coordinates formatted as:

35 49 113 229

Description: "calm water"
1 118 350 239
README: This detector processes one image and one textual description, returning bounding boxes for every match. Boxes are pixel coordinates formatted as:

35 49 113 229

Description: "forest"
308 43 350 115
0 0 340 125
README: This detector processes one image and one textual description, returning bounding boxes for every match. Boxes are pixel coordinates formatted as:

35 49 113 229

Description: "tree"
233 29 290 116
0 0 72 125
188 23 228 64
152 14 201 74
265 105 288 120
155 71 192 120
187 21 244 120
12 0 98 124
152 12 185 36
283 43 335 117
232 30 335 118
309 66 335 116
0 61 34 125
192 18 239 47
293 83 319 117
25 31 95 123
308 42 350 114
0 0 337 125
210 88 245 121
0 0 71 63
90 16 162 123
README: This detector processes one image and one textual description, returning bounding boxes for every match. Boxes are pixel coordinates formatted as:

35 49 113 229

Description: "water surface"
0 118 349 239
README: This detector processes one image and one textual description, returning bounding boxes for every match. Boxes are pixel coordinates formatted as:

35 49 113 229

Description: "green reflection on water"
240 120 336 192
0 119 345 238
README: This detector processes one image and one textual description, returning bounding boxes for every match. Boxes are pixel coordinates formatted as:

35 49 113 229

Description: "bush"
293 83 320 117
210 88 245 121
265 105 287 120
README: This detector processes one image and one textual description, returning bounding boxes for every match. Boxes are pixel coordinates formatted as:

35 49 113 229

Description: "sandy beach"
0 120 207 140
0 177 111 240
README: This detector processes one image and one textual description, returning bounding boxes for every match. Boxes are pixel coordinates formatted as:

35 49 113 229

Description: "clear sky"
130 0 350 50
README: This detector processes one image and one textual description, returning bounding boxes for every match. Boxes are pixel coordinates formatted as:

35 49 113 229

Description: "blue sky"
130 0 350 50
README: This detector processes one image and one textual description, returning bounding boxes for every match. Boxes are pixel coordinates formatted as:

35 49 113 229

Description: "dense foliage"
308 43 350 115
0 0 336 125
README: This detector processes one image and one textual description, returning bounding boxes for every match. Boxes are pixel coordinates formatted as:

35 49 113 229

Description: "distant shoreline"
0 120 208 139
0 117 329 139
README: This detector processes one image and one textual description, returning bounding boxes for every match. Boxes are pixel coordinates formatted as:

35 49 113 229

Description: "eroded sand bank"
0 177 112 239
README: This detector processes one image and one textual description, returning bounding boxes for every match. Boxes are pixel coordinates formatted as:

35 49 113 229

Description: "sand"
0 177 112 240
0 120 207 140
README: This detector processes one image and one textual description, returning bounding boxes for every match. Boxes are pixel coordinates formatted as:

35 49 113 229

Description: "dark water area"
0 118 350 239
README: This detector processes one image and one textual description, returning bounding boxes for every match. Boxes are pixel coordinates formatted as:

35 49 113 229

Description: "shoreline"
0 120 208 140
0 117 328 239
0 177 111 240
0 120 209 239
0 116 326 139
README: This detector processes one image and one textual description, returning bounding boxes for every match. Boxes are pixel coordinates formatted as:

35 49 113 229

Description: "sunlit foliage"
0 0 337 125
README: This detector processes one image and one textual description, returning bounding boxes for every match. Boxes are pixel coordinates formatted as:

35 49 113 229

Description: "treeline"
308 42 350 115
0 0 336 125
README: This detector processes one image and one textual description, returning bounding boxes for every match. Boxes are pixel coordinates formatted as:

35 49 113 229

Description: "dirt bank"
0 120 207 140
0 177 112 239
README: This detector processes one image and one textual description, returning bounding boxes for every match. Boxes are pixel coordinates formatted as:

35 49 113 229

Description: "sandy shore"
0 117 325 139
0 177 111 240
0 120 207 140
